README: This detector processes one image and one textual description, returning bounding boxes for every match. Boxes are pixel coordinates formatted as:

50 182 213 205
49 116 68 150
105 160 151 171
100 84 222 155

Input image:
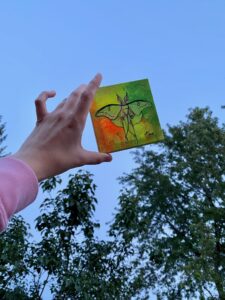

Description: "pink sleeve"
0 156 38 232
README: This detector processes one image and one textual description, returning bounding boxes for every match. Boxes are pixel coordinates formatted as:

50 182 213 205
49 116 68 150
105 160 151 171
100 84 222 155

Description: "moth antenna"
117 93 123 104
124 91 129 103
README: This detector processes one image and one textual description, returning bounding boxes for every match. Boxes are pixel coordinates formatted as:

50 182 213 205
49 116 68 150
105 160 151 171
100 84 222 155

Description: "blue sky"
0 0 225 297
1 0 225 234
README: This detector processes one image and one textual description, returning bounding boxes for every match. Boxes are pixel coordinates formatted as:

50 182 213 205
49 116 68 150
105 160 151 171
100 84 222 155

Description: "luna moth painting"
95 92 151 143
90 79 164 153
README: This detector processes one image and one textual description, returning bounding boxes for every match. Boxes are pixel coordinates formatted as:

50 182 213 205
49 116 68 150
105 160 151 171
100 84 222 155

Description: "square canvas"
90 79 164 153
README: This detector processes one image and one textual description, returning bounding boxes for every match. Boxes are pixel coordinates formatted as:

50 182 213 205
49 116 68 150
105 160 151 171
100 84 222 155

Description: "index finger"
87 73 102 93
76 73 102 117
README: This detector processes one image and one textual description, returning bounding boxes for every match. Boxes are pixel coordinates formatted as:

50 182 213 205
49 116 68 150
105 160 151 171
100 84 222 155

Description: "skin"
12 73 112 181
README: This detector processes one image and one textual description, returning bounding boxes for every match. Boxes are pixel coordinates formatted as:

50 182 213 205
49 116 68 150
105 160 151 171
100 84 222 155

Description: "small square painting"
90 79 164 153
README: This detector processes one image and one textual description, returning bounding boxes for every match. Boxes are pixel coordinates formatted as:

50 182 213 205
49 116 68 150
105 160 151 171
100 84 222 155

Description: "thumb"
82 150 112 165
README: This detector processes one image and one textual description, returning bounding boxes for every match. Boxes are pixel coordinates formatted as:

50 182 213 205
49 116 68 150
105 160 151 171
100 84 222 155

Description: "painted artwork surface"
90 79 164 153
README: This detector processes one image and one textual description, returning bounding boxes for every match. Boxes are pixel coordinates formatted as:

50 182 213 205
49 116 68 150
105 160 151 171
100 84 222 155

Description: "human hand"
12 74 112 181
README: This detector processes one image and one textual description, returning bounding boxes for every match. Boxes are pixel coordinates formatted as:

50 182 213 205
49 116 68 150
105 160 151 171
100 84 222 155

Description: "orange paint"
92 118 125 152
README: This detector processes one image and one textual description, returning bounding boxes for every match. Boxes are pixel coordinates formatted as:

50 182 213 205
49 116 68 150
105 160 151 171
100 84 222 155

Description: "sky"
0 0 225 298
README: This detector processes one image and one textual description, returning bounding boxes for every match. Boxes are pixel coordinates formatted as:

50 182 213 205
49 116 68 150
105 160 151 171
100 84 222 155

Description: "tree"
0 216 32 299
0 172 131 299
0 116 7 157
109 107 225 299
32 172 127 299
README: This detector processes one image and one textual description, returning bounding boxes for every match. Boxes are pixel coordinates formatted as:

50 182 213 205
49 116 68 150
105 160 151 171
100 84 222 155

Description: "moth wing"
95 104 121 120
95 104 125 128
128 100 151 114
128 100 151 124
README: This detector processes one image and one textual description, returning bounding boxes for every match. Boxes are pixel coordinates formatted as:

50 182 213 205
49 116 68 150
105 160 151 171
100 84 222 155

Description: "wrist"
11 151 45 182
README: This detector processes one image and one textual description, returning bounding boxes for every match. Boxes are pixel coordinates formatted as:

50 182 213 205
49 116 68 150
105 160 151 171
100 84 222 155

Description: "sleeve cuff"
0 155 39 230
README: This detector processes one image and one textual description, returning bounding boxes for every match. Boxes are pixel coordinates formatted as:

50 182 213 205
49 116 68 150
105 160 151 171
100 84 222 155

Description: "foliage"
0 115 7 157
109 107 225 299
0 217 31 299
0 172 131 299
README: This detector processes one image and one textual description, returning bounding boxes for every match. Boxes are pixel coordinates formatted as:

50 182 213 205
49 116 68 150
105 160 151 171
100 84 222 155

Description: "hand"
12 74 112 181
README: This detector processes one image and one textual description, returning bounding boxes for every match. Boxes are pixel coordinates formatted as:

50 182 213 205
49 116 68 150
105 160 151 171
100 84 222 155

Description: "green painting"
90 79 164 153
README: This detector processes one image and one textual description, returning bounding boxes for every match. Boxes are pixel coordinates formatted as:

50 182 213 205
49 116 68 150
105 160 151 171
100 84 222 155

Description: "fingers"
82 150 112 165
76 73 102 117
64 74 102 120
66 84 87 109
35 90 56 122
54 98 67 112
54 83 86 112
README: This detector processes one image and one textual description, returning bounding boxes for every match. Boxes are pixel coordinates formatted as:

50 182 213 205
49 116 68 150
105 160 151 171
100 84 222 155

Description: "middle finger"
65 84 87 109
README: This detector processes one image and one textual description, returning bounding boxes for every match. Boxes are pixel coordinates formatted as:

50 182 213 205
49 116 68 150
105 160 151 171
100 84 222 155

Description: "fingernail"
105 153 112 162
95 73 102 80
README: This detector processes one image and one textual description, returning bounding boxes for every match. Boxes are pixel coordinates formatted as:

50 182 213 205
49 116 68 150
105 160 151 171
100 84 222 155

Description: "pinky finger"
35 90 56 123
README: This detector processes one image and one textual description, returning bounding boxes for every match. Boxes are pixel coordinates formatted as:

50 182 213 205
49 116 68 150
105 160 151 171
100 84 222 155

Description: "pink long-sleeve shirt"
0 156 38 232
